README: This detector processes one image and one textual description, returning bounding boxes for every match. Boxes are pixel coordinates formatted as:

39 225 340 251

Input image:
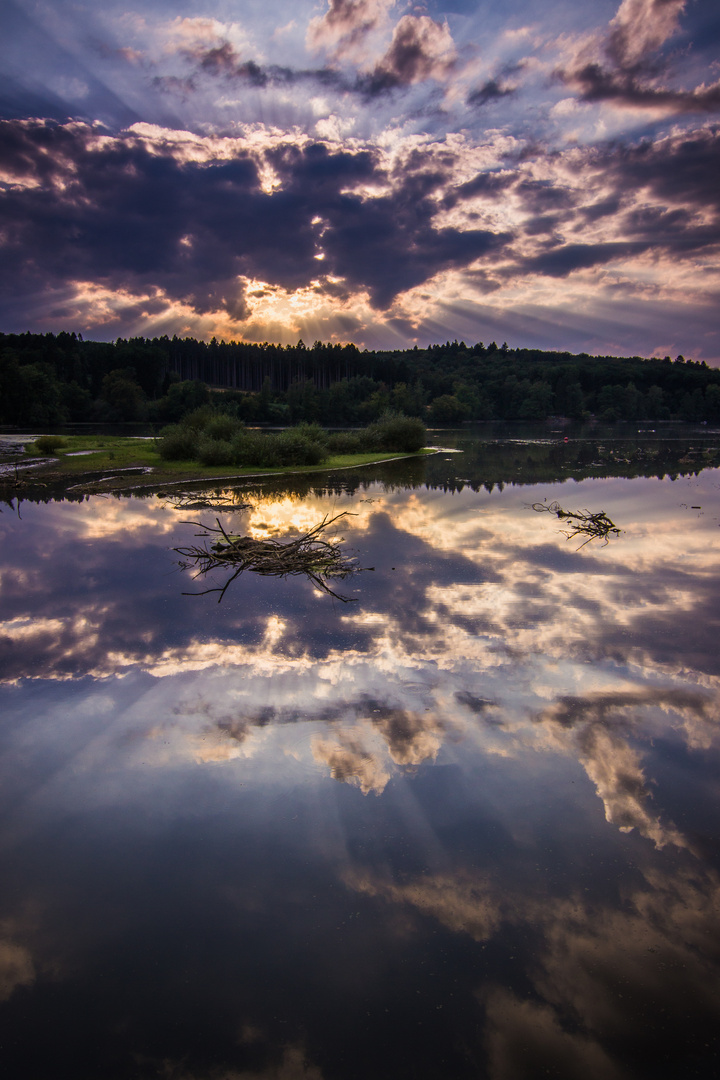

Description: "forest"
1 330 719 427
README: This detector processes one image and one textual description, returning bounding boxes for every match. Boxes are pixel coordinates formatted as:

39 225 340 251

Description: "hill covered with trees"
1 331 719 427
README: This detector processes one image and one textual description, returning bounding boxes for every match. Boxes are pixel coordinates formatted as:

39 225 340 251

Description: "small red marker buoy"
564 436 569 443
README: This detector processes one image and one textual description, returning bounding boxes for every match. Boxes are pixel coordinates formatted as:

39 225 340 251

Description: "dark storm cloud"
179 38 353 93
337 211 506 308
0 120 263 319
562 62 720 114
1 114 718 324
519 242 649 277
606 126 720 212
467 79 516 108
181 23 456 101
362 15 457 96
515 178 577 212
458 172 515 198
579 195 624 223
261 141 503 308
442 171 515 211
557 0 720 114
0 119 510 319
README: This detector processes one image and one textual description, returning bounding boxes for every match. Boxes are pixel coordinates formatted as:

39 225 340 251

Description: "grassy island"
14 414 430 493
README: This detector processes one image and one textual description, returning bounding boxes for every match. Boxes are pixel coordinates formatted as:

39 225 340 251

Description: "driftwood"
0 462 45 491
174 511 364 602
530 500 620 548
162 492 252 511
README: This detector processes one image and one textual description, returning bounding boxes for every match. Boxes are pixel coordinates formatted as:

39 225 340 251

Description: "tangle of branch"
174 512 365 602
530 501 621 548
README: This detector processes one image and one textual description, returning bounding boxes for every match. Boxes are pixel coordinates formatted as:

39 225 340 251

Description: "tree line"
1 330 719 427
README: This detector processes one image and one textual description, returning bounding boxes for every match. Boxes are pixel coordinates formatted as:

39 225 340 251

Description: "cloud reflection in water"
0 462 719 1077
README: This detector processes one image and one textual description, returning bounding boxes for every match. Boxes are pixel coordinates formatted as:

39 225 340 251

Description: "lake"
1 426 719 1079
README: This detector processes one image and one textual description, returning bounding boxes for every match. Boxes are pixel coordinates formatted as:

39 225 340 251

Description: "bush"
33 435 67 454
365 413 426 453
157 425 199 460
229 431 274 468
181 406 215 431
159 416 423 467
228 430 327 468
204 413 244 442
197 437 236 467
326 431 365 454
293 423 328 447
272 430 327 466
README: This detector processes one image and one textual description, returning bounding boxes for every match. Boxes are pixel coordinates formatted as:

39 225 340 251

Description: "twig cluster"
530 500 621 548
175 511 363 601
164 493 252 511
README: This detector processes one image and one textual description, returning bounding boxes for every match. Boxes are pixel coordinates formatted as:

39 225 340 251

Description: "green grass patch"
27 435 161 472
21 434 433 487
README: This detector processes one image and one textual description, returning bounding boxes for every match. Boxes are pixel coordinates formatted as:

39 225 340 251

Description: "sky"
0 0 719 359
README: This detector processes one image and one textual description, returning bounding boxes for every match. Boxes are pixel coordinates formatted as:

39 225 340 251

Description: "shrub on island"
33 435 67 454
157 411 426 468
366 414 426 453
197 437 236 467
325 414 426 455
156 424 201 461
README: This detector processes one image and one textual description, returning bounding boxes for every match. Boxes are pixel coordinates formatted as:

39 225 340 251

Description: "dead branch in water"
162 492 252 511
174 511 364 602
530 500 620 548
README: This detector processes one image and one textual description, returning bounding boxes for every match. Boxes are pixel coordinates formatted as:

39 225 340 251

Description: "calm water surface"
1 431 720 1079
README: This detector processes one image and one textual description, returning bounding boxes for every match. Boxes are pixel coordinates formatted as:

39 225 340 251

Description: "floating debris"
167 493 252 511
530 500 621 548
175 511 365 602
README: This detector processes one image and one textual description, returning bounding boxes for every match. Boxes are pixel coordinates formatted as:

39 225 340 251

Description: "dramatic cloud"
607 0 687 69
562 61 720 114
307 0 396 60
0 117 510 324
558 0 720 114
1 0 719 354
173 34 352 95
467 79 516 108
364 15 457 94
